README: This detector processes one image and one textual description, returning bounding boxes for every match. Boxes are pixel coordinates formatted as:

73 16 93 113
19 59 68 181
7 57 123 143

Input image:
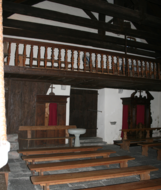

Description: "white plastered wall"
97 89 161 144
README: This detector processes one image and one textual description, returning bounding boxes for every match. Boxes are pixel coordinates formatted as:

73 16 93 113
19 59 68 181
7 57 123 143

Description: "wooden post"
0 0 7 141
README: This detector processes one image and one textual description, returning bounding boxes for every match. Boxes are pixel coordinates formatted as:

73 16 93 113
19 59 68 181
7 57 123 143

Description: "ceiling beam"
83 9 97 20
147 0 161 6
3 18 161 53
3 26 158 58
47 0 161 28
3 2 161 42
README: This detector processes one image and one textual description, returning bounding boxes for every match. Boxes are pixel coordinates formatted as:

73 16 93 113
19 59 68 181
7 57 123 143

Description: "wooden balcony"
3 37 161 91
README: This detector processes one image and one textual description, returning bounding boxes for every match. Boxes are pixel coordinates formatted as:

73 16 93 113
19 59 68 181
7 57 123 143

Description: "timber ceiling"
3 0 161 90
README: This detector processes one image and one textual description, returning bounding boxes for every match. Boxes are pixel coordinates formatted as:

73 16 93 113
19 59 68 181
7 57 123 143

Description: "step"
22 150 116 164
80 142 107 146
31 166 158 190
79 137 103 143
29 155 135 175
78 178 161 190
18 146 103 156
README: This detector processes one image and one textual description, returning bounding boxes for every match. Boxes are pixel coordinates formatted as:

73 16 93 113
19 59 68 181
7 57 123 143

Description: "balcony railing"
3 37 161 80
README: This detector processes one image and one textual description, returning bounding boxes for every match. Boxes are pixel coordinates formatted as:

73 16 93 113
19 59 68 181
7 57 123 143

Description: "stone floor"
8 145 161 190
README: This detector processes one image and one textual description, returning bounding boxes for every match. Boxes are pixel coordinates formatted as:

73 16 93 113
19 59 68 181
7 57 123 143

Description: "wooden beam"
83 9 97 20
147 0 161 6
3 27 158 58
48 0 161 28
3 18 161 52
3 2 161 41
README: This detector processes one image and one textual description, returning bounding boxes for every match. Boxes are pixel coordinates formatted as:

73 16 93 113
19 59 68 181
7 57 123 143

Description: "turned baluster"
37 46 41 68
127 58 129 76
101 54 103 73
44 46 48 68
106 55 109 73
112 56 114 73
90 53 92 72
117 56 119 75
15 43 19 66
30 45 33 68
146 130 150 138
123 132 127 140
149 62 152 78
158 62 160 79
71 50 74 71
51 47 54 68
23 44 26 67
145 61 147 78
132 59 134 76
95 53 98 73
141 60 143 77
77 50 80 71
84 52 86 72
136 59 139 76
65 49 68 70
7 42 11 66
122 57 125 75
58 49 61 69
154 63 157 79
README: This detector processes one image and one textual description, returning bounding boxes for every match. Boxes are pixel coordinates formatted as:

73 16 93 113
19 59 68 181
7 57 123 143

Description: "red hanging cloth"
48 103 57 125
121 105 128 137
136 105 145 125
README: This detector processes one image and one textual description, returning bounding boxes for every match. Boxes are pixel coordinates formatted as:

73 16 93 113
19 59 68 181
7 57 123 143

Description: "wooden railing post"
65 49 68 70
83 51 86 72
95 53 98 73
106 55 109 73
136 59 139 76
158 62 160 79
37 45 40 68
51 47 54 68
44 46 47 68
122 57 125 75
58 49 61 69
30 45 33 68
77 50 80 71
7 42 11 66
71 50 74 71
90 53 92 72
112 56 114 74
101 54 103 73
23 44 26 67
15 43 19 66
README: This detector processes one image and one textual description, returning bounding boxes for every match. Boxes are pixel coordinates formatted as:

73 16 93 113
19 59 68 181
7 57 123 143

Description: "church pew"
18 146 102 156
22 150 115 164
138 142 161 156
29 156 134 175
153 146 161 160
77 178 161 190
31 165 158 190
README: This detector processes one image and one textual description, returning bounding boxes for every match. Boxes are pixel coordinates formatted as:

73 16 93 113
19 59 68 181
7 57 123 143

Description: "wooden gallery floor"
8 145 161 190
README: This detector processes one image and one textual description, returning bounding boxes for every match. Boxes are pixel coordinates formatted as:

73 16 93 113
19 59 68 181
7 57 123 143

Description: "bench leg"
157 150 161 160
32 171 35 175
39 171 44 176
122 141 130 151
140 172 150 180
69 138 73 147
43 184 49 190
4 173 8 187
120 161 128 168
142 146 148 156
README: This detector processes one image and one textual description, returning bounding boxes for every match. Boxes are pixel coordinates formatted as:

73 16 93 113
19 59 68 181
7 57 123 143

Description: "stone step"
10 142 19 151
80 142 107 146
79 137 103 143
8 151 20 159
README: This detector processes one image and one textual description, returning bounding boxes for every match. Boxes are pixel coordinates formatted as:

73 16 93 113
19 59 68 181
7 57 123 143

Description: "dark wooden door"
70 89 98 137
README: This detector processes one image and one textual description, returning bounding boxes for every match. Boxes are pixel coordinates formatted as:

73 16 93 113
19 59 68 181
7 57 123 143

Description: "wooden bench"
19 125 77 148
153 146 161 160
77 178 161 190
29 155 134 175
138 142 161 156
18 146 102 156
0 164 10 188
120 128 161 151
22 149 115 164
0 174 7 190
31 165 158 190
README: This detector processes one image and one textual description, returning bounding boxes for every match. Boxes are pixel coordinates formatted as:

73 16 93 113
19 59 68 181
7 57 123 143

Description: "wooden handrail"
3 37 161 80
